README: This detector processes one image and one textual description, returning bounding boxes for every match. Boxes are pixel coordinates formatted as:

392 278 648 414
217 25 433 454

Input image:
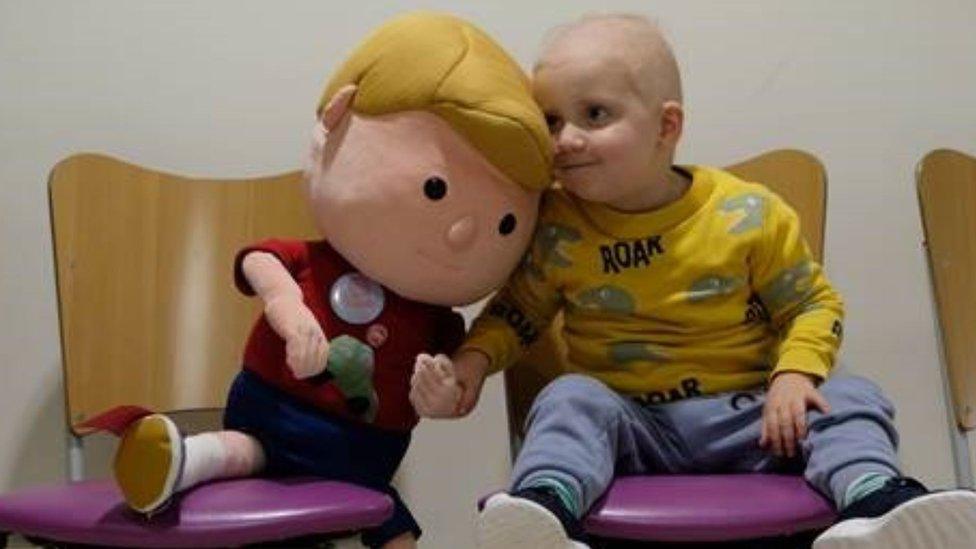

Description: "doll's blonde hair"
319 12 551 192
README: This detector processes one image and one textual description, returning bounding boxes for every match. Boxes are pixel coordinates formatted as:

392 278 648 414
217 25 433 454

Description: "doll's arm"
241 251 329 379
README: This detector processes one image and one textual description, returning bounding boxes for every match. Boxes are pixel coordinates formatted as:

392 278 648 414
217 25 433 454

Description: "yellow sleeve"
752 193 844 381
460 222 565 375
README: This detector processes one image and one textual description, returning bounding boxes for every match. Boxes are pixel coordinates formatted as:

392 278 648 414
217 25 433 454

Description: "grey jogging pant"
512 374 900 516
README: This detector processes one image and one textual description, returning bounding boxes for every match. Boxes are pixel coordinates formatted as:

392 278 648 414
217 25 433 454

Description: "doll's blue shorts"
223 369 418 548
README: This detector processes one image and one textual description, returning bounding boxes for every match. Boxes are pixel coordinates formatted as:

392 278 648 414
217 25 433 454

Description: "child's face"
533 45 672 210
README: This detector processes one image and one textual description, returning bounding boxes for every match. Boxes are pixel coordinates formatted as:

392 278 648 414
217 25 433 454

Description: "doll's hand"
410 353 462 418
264 296 329 379
760 371 830 458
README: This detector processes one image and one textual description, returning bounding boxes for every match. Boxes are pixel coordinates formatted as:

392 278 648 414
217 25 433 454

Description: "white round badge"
329 272 386 325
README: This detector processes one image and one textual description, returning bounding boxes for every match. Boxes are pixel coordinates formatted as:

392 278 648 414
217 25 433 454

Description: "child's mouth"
557 162 597 171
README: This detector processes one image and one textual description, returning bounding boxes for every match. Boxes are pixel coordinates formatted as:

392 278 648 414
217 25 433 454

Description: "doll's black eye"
498 213 517 235
423 177 447 200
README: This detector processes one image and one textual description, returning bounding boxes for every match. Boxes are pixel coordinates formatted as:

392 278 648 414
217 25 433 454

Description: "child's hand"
760 372 830 459
265 296 330 380
410 353 462 418
453 349 491 416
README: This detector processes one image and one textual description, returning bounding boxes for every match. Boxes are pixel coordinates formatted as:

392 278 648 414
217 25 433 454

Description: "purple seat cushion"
0 477 393 548
584 474 836 542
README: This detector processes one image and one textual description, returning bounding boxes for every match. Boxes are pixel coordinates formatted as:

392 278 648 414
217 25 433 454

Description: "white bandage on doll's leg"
177 430 266 491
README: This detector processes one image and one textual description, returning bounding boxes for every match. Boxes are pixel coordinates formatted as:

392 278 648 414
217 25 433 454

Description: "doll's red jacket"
234 239 466 432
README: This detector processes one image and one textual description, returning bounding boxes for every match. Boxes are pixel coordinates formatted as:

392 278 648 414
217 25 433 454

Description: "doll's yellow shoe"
112 413 184 514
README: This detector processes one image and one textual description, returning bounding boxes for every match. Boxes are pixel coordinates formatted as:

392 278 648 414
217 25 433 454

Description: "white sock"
177 430 267 492
178 432 229 491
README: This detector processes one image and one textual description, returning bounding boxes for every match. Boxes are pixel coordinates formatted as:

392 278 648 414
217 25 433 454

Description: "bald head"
536 13 682 107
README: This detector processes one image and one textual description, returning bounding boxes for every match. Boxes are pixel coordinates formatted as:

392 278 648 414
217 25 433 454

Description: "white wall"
1 1 974 547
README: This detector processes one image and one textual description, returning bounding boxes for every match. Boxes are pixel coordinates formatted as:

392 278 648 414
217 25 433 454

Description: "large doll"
107 12 550 549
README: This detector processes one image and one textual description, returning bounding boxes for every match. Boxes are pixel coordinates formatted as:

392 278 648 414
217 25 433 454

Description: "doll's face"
306 108 540 307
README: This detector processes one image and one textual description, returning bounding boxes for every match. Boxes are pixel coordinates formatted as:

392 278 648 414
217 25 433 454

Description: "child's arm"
753 193 844 379
751 193 844 457
454 349 491 415
241 251 329 379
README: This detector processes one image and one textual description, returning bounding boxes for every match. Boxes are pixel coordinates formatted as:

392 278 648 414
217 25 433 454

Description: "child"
409 13 976 549
107 12 550 549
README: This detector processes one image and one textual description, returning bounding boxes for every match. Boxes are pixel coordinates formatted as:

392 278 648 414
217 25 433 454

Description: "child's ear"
320 84 358 132
659 100 684 147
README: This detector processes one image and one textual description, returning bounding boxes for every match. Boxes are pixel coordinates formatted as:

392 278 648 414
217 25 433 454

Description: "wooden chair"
917 148 976 489
502 149 835 544
0 154 392 547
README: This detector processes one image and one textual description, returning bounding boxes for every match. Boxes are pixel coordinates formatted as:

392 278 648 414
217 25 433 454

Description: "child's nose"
445 215 477 251
555 124 586 153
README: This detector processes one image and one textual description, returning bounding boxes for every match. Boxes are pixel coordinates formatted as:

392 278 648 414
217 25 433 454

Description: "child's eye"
586 105 610 125
544 113 563 133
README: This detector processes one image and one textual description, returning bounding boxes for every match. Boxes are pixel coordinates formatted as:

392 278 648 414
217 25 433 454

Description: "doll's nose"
445 215 477 251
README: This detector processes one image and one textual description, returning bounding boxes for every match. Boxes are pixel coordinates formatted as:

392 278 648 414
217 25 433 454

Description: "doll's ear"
320 84 358 131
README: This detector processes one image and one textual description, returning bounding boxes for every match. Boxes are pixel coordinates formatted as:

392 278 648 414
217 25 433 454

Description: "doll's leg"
358 487 420 549
378 532 416 549
223 369 420 548
113 414 266 514
330 428 418 549
179 429 266 488
113 413 182 514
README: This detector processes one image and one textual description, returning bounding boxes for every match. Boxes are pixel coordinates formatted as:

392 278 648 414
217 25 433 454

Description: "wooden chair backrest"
917 148 976 430
503 149 828 441
49 154 317 434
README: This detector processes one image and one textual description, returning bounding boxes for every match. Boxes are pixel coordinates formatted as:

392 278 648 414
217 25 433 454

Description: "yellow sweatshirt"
462 166 844 402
